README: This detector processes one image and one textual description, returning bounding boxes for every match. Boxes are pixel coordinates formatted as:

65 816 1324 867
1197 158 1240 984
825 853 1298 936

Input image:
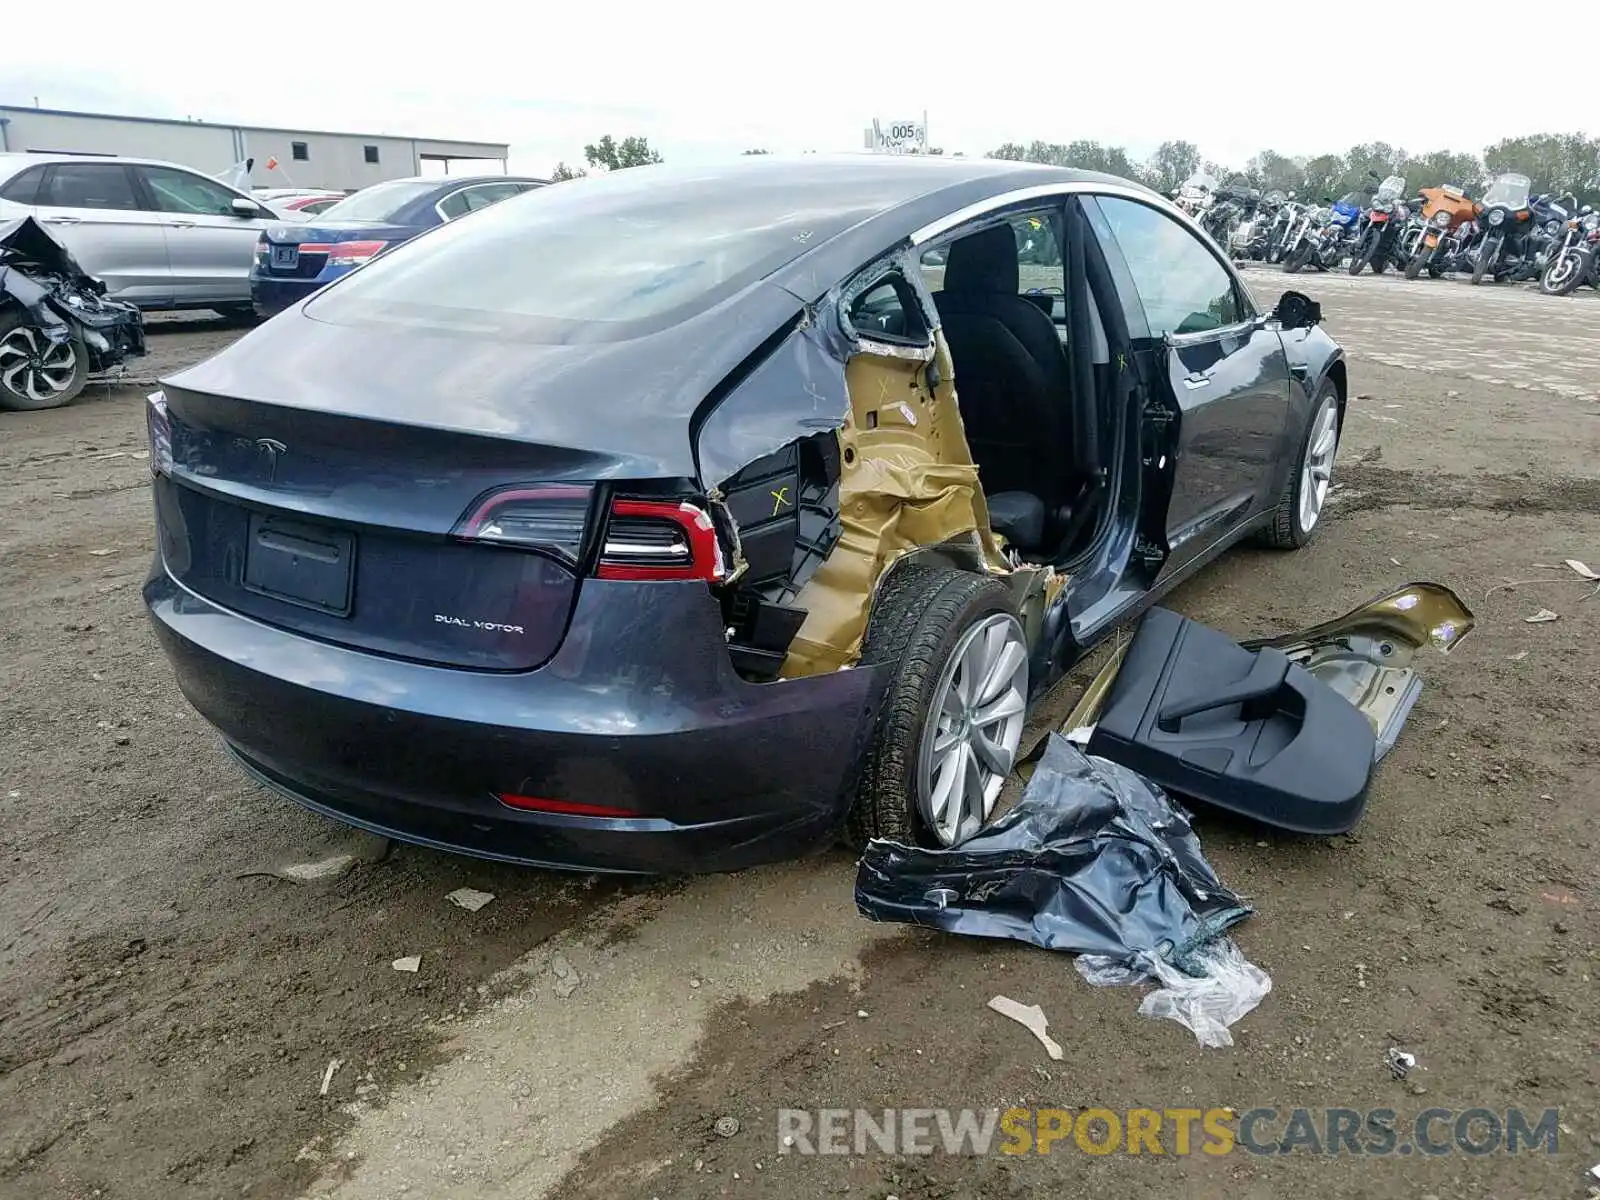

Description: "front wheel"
0 312 88 411
1349 233 1378 275
1259 381 1339 550
848 565 1029 849
1404 242 1430 279
1284 241 1314 273
1540 248 1590 296
1470 236 1499 285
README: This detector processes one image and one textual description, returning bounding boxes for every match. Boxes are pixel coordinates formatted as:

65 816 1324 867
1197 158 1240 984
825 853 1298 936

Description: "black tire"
1404 242 1429 279
0 309 88 411
1371 250 1389 274
215 303 261 326
1539 249 1590 296
1470 237 1497 285
1258 380 1340 550
1349 233 1377 275
1284 241 1314 274
846 564 1024 849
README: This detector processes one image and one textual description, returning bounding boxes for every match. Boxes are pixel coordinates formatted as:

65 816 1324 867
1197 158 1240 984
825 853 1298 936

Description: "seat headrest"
942 225 1019 295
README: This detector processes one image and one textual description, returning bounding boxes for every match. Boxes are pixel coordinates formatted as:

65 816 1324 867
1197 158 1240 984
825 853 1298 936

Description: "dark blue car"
250 174 547 316
147 157 1352 874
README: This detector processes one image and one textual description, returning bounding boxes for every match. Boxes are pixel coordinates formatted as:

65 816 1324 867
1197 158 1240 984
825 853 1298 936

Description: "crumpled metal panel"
855 734 1251 974
1 215 146 367
779 329 1049 677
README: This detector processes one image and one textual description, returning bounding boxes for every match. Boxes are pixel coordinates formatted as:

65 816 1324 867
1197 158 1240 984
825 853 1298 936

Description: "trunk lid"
153 382 633 671
258 221 418 279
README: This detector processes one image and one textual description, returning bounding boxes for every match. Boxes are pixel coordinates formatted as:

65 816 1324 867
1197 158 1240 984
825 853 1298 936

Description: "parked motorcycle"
1405 183 1478 279
1516 192 1575 281
1538 207 1600 296
1264 194 1302 263
1230 188 1285 260
1468 172 1533 285
1173 170 1217 219
1348 175 1409 275
1282 203 1332 272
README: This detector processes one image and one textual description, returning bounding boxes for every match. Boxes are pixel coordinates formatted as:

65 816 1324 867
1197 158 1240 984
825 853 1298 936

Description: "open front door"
1088 195 1293 570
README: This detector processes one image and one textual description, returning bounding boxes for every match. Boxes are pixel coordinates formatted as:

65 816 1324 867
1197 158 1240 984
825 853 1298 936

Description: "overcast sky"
3 4 1591 174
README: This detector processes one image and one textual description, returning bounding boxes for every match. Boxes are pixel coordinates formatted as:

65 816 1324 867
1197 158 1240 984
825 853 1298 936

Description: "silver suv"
0 153 282 319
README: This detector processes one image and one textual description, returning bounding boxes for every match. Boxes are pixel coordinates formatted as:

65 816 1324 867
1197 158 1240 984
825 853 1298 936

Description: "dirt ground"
1 278 1597 1200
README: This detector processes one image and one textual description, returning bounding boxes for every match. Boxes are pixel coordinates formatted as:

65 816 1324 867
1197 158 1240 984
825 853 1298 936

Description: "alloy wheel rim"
1298 398 1339 534
1546 253 1577 289
916 613 1029 846
0 327 78 401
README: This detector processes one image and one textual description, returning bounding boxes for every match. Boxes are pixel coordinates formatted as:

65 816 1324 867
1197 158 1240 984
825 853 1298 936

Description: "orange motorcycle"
1404 184 1479 279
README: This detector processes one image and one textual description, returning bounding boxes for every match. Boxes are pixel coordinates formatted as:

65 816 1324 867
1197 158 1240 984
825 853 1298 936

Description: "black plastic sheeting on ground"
855 735 1252 975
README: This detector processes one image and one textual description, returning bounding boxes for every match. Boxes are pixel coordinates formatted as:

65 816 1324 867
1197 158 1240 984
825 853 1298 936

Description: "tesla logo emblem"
255 438 287 481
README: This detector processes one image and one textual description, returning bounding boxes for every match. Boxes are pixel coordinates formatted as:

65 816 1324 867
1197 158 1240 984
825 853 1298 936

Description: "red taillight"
325 239 388 266
598 498 726 582
1370 212 1389 222
453 484 593 564
499 793 643 818
451 487 727 582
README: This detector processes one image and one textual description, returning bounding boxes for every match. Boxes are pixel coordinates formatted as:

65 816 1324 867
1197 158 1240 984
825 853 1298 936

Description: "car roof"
0 151 229 173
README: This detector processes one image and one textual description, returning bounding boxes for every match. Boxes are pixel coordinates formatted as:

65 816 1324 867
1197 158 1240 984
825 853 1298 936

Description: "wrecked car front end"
0 216 145 411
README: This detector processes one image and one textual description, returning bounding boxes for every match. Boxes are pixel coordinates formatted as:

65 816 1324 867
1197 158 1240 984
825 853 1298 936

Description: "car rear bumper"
248 266 354 316
144 567 885 874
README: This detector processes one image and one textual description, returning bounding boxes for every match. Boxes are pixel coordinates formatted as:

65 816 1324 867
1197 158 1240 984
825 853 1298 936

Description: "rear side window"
437 182 530 221
138 166 243 216
1094 196 1242 337
0 165 46 205
41 163 140 211
308 171 882 342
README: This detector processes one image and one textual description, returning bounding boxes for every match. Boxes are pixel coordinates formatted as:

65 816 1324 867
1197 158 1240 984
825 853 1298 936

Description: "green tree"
1141 140 1201 194
1484 133 1600 202
1398 148 1482 193
742 148 770 155
584 134 663 171
549 162 585 182
1300 154 1344 201
1244 150 1305 195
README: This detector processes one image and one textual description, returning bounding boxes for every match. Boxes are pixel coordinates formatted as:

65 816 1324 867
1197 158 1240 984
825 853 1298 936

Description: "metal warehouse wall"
0 109 238 171
0 107 508 192
234 131 420 191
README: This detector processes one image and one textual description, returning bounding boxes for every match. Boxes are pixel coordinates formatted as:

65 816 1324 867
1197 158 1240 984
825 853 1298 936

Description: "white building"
0 105 508 192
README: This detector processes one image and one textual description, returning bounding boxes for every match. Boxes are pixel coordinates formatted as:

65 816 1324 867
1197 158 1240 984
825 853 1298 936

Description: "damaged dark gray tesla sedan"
145 156 1368 872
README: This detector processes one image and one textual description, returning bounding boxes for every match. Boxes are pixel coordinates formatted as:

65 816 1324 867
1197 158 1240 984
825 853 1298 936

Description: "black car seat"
933 225 1073 541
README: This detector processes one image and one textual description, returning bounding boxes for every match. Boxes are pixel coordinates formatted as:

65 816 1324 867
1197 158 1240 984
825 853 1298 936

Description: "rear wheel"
215 303 260 326
0 312 88 411
1259 380 1339 550
847 565 1028 849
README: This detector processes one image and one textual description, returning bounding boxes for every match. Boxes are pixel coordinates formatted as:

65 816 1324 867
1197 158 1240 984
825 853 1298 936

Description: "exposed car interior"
848 206 1121 567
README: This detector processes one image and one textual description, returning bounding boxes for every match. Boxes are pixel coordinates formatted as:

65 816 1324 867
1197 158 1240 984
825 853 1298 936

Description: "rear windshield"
318 180 437 222
305 167 885 342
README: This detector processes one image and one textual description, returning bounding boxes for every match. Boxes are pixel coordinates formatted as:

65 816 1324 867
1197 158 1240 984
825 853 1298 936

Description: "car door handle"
168 219 197 228
44 215 81 225
1182 372 1211 390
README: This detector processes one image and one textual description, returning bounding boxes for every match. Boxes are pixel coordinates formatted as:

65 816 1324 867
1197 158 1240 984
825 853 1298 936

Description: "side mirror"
230 197 264 219
1274 290 1321 331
